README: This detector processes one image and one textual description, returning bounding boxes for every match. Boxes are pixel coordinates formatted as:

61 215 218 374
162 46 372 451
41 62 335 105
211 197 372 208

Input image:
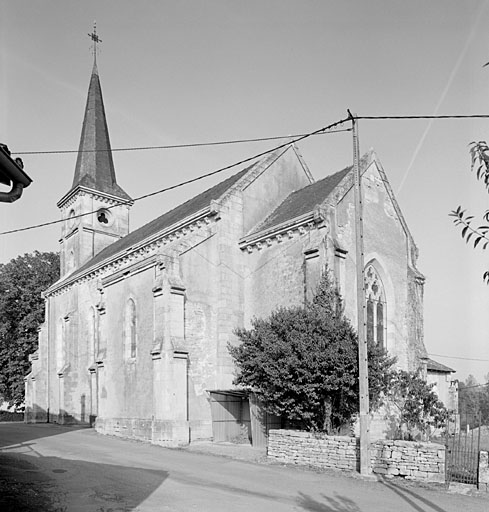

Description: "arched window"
365 265 386 347
125 299 137 359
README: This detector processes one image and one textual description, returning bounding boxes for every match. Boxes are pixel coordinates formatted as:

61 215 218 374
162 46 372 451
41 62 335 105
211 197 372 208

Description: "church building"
25 55 430 446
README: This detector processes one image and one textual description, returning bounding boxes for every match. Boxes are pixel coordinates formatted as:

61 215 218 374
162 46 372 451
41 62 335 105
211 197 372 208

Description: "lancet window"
365 265 386 347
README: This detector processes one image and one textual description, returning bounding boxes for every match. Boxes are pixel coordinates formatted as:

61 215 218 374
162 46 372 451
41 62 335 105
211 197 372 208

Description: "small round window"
96 208 113 226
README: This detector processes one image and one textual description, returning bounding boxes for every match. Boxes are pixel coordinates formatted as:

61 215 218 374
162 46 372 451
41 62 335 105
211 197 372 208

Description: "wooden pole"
350 111 370 475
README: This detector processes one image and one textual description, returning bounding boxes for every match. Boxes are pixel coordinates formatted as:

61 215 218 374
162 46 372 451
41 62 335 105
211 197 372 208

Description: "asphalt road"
0 422 487 511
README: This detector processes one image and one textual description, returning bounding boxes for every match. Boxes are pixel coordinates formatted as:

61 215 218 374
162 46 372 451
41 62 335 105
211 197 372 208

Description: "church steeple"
57 27 132 278
70 30 131 202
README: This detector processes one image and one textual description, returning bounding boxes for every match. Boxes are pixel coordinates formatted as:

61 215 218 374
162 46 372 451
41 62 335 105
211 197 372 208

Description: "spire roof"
70 62 131 202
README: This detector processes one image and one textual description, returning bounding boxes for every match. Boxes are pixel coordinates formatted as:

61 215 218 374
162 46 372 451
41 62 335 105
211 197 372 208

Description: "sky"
1 0 488 383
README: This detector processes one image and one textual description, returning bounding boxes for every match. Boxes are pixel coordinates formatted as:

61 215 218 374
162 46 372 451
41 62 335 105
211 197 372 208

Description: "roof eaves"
239 208 325 250
426 358 456 373
46 205 213 295
57 184 134 209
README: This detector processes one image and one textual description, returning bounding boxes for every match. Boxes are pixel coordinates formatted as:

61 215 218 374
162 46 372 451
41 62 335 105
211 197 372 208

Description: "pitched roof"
426 358 455 373
60 165 251 283
69 63 131 202
251 165 351 235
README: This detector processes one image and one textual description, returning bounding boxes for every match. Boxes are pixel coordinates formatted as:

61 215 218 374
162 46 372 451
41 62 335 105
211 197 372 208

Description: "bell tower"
58 25 133 278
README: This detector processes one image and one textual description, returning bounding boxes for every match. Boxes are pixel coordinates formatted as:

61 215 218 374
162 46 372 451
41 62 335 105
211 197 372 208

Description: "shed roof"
426 358 455 373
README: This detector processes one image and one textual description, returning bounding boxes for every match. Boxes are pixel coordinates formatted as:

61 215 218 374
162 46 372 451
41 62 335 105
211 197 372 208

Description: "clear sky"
1 0 488 383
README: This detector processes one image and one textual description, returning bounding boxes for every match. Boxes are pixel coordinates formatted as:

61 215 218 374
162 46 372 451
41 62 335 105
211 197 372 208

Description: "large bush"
229 270 394 432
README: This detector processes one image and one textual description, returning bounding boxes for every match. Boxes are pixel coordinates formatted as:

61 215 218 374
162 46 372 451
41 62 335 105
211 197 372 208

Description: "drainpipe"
0 181 24 203
0 143 32 201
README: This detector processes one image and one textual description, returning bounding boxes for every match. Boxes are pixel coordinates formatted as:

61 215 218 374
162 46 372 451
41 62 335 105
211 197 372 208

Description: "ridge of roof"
69 64 131 202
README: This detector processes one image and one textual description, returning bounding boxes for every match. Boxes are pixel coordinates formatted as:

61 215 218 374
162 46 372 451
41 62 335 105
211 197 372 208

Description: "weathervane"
88 21 102 62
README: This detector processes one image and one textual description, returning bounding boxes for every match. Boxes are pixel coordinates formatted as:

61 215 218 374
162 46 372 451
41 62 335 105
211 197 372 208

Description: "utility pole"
349 111 370 475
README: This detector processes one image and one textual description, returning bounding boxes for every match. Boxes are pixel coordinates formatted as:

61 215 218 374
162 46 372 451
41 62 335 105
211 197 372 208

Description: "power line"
11 129 350 156
5 112 489 235
356 114 489 121
0 117 350 236
428 353 489 362
11 113 489 156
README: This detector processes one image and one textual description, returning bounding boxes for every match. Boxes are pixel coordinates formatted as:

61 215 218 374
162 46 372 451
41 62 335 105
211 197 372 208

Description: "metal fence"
445 412 481 486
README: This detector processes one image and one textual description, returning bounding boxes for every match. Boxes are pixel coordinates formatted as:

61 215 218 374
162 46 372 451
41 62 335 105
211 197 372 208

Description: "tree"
228 270 395 433
0 251 59 406
450 142 489 283
458 374 489 426
387 370 447 440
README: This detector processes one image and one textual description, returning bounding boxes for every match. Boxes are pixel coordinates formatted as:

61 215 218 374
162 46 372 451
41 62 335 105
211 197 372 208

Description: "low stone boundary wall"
370 439 445 481
268 429 445 482
479 451 489 491
268 430 358 471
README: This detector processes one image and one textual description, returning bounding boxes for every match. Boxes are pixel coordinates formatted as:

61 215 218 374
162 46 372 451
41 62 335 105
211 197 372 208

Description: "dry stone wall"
479 451 489 491
268 430 445 482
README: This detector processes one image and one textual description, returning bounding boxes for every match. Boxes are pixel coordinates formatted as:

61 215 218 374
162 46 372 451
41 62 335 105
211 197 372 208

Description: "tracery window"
365 265 386 347
125 299 137 359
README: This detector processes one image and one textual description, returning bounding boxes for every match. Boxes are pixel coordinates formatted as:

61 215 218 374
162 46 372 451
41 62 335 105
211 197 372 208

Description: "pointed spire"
69 29 131 202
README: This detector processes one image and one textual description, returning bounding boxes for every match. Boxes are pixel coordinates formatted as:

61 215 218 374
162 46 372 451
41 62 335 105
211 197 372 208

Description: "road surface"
0 422 487 511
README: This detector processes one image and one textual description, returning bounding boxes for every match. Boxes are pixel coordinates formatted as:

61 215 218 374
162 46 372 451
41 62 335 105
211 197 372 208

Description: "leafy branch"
469 141 489 191
450 141 489 284
449 206 489 249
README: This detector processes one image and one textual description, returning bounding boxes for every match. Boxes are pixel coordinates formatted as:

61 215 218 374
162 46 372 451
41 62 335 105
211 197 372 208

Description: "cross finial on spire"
88 21 102 63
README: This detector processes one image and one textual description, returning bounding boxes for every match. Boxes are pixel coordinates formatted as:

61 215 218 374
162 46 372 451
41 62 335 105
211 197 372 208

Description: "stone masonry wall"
268 430 445 482
479 451 489 491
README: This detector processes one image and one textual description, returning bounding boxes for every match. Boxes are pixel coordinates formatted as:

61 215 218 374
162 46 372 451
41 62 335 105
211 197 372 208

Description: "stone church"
25 59 430 445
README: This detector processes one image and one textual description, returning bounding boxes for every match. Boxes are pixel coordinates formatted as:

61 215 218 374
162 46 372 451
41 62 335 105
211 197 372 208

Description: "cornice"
45 207 217 297
57 185 134 209
239 207 327 253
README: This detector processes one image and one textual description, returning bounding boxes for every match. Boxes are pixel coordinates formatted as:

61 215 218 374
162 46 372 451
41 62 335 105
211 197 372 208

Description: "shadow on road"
0 422 89 449
0 450 169 511
379 478 448 512
296 491 361 511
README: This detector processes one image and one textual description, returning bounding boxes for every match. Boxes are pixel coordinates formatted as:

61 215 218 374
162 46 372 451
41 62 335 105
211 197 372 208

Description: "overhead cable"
428 353 489 362
12 129 350 156
356 114 489 121
0 117 350 236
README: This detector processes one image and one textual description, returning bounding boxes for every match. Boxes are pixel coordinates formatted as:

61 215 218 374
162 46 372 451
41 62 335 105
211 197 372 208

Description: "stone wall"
268 430 445 482
370 439 445 481
479 451 489 491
